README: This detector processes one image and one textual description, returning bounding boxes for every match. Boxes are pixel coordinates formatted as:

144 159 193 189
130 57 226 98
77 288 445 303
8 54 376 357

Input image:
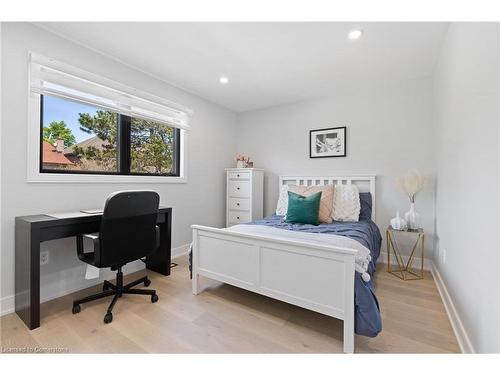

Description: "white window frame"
27 52 190 184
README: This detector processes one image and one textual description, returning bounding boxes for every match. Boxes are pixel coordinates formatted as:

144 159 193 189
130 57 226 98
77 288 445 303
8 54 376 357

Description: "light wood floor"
0 256 460 353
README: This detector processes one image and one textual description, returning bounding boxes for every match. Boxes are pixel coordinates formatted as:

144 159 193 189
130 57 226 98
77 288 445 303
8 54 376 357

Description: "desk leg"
146 213 172 276
15 221 41 330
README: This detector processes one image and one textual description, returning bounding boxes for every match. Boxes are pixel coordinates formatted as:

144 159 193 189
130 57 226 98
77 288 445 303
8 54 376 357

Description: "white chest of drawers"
225 168 264 227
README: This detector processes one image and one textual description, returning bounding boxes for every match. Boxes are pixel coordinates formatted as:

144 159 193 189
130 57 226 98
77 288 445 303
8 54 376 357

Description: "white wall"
0 23 3 315
0 23 237 315
433 23 500 353
235 78 437 259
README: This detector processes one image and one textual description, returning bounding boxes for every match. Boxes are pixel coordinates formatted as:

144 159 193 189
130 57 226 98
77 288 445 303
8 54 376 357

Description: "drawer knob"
237 187 240 190
236 203 240 206
237 216 240 219
237 174 240 177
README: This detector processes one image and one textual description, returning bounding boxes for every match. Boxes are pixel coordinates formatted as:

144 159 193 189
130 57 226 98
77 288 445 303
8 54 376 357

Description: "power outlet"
40 251 49 265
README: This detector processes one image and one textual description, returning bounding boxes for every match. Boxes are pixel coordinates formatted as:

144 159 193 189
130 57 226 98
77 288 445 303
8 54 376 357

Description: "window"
29 52 190 183
129 117 180 175
41 95 119 173
40 95 180 176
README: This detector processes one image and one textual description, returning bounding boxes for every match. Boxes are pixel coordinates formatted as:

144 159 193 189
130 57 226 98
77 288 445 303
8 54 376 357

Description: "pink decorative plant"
235 154 251 167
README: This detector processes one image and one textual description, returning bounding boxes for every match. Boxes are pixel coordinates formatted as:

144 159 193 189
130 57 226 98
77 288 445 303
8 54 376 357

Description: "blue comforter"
246 215 382 337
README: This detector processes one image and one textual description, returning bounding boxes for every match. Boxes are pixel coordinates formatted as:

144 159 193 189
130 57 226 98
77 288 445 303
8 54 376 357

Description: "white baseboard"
431 262 475 353
0 244 191 318
0 294 15 317
172 243 190 259
377 250 432 271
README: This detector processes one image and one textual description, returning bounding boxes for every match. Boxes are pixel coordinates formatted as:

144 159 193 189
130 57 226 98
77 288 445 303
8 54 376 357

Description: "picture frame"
309 126 346 158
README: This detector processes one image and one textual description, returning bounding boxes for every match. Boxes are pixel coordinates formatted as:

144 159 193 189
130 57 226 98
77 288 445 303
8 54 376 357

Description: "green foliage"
130 118 175 175
78 110 117 143
74 110 174 174
43 121 76 147
74 110 118 171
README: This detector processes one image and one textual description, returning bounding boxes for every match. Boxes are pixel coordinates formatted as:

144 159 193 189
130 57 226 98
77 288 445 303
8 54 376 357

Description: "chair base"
72 268 158 324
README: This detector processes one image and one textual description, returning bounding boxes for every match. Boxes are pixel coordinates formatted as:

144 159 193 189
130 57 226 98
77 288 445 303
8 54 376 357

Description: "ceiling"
35 22 448 113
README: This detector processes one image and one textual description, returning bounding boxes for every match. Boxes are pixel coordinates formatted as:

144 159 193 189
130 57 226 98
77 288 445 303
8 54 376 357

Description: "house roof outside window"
42 140 74 166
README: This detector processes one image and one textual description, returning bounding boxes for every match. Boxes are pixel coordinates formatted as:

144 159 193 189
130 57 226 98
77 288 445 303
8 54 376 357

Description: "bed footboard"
191 225 357 353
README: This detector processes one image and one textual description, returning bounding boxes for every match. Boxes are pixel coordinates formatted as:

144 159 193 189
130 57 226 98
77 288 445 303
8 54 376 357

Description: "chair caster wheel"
144 279 151 287
104 313 113 324
103 284 109 291
72 305 81 314
151 294 159 303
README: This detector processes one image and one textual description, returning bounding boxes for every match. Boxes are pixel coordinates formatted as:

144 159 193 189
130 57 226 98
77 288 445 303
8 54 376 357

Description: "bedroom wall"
433 23 500 353
0 23 237 315
235 78 436 259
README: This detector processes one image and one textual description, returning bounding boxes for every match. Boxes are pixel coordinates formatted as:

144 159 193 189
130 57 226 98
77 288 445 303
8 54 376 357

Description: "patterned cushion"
288 185 334 224
275 184 289 216
332 184 360 222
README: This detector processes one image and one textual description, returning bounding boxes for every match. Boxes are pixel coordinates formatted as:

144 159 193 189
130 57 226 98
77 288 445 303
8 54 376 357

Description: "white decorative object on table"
390 211 407 231
235 154 251 168
405 203 420 230
396 169 427 230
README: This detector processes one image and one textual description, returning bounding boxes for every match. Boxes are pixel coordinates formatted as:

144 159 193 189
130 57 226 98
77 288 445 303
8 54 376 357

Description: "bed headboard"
279 175 376 221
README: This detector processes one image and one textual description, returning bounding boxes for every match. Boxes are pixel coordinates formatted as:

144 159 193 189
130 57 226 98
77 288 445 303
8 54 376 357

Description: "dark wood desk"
15 207 172 330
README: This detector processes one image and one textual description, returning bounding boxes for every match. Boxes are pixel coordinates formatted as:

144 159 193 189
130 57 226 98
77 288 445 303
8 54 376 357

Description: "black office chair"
72 191 160 324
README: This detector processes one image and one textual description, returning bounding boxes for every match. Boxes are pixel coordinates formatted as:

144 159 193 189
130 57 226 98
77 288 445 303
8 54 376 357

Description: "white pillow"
332 184 361 222
275 184 289 216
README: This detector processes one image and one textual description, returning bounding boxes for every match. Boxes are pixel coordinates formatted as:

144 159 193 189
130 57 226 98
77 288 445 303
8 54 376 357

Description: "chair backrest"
97 191 160 268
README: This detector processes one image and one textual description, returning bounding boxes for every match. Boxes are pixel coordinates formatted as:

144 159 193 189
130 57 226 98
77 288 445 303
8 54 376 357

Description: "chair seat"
76 233 100 267
78 251 97 266
77 228 160 268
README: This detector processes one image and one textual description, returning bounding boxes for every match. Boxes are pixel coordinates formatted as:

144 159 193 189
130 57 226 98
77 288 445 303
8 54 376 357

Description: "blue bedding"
245 215 382 337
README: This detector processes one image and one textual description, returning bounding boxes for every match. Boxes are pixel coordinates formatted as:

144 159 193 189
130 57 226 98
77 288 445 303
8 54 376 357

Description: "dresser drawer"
228 171 250 180
228 197 250 211
228 180 250 198
228 210 251 224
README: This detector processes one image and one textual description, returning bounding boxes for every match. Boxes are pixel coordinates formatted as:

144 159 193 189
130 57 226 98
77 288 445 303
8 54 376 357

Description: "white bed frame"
191 175 376 353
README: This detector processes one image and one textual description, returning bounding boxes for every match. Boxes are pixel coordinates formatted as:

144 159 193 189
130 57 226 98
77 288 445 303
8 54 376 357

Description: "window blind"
29 53 192 131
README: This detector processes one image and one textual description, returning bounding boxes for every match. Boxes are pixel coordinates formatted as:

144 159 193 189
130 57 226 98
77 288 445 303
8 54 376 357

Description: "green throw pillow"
285 191 322 225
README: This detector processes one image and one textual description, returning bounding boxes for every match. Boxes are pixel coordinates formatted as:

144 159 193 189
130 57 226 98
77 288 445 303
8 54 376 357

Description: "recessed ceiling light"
348 29 363 40
219 76 229 84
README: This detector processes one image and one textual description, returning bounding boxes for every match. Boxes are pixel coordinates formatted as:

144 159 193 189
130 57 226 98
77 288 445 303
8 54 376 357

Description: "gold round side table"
386 226 425 280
